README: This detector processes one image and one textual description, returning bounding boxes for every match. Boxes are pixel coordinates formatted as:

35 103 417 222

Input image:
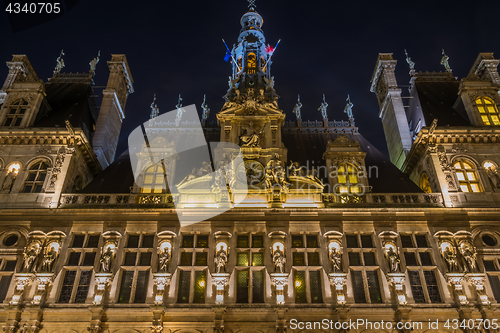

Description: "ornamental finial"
53 49 65 76
89 50 100 76
440 49 452 73
248 0 256 10
150 94 159 120
404 49 415 71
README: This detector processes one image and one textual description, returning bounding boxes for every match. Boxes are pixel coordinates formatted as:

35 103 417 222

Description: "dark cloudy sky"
2 0 500 159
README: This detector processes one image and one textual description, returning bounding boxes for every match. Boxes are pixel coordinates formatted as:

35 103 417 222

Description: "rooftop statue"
292 95 302 119
318 94 328 119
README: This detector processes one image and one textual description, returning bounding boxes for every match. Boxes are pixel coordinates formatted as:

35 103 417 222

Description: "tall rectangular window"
235 233 265 303
177 270 190 303
294 271 307 304
291 234 323 304
59 270 92 303
351 271 366 303
193 270 206 303
236 270 249 303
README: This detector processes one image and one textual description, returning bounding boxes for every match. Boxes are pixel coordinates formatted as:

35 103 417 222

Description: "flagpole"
263 39 281 71
222 39 241 72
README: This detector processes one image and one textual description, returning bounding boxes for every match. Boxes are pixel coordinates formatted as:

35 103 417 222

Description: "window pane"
351 271 366 303
408 271 426 303
3 260 17 271
252 270 264 303
177 270 190 303
292 235 303 248
414 235 427 248
466 172 476 181
134 271 149 303
366 271 382 303
252 235 263 248
363 252 376 266
237 235 249 248
34 184 43 193
180 252 192 266
0 275 12 302
195 252 207 266
23 185 33 193
236 270 249 303
74 270 92 303
294 271 306 303
141 235 154 248
308 252 320 266
483 260 497 271
361 235 373 248
404 252 417 266
82 252 96 266
488 275 500 302
181 235 194 248
306 235 318 248
237 252 249 266
86 235 100 248
460 184 469 192
346 235 358 248
348 252 361 266
419 252 433 266
400 235 413 248
118 271 134 303
252 252 264 266
127 235 139 248
67 252 81 266
423 270 441 303
456 172 465 181
196 235 209 248
309 270 323 303
293 252 305 266
72 235 85 248
193 271 206 303
124 252 137 266
58 271 77 303
470 183 480 192
139 252 152 266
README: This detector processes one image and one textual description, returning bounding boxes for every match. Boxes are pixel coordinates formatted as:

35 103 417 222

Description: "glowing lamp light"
295 280 301 287
199 280 205 287
8 163 21 175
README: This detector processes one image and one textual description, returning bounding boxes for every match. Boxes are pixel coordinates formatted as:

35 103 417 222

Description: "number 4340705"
6 3 61 14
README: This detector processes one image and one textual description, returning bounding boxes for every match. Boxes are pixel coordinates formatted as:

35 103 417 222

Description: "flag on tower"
224 49 232 62
265 44 274 54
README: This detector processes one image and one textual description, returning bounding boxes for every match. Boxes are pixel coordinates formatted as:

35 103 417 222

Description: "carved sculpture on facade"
292 95 302 119
215 242 228 273
318 94 328 119
429 118 438 135
240 122 266 147
1 163 20 193
328 241 342 272
40 241 60 272
157 241 172 272
99 242 116 273
384 242 400 272
265 154 291 194
23 241 41 273
485 162 500 188
343 95 354 119
440 241 459 272
440 49 452 73
271 242 286 273
459 241 477 272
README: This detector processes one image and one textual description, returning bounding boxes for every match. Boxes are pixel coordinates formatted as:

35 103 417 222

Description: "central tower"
217 4 287 167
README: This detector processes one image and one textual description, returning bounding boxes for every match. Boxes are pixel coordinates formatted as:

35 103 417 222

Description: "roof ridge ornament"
53 49 65 76
404 49 415 72
440 49 452 73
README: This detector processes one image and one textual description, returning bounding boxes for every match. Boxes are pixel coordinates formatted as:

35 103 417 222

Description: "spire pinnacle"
53 49 65 76
440 49 452 73
248 0 256 11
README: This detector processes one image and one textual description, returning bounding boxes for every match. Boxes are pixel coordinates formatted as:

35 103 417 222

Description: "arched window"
420 173 432 193
141 163 166 194
247 53 256 74
454 159 482 192
3 99 28 126
337 163 360 194
23 161 49 193
475 97 500 125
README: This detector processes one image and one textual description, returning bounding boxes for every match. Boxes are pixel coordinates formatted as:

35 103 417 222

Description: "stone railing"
59 193 175 208
322 193 444 207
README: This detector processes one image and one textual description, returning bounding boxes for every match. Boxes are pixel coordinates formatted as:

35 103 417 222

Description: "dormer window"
140 163 166 194
454 159 482 193
23 161 49 193
3 99 28 127
337 163 360 194
475 97 500 125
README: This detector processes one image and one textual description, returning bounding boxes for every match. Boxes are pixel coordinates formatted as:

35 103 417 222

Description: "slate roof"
79 128 422 194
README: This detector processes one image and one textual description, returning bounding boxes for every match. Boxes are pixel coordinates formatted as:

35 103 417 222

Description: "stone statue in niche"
157 241 172 272
272 242 286 273
100 242 116 273
384 242 400 272
441 242 459 272
23 241 41 273
215 242 228 273
459 241 477 272
41 241 60 272
328 241 342 272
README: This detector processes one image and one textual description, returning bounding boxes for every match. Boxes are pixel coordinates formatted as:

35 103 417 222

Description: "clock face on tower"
236 160 265 184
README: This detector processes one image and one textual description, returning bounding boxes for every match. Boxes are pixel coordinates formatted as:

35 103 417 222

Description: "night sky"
2 0 500 160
